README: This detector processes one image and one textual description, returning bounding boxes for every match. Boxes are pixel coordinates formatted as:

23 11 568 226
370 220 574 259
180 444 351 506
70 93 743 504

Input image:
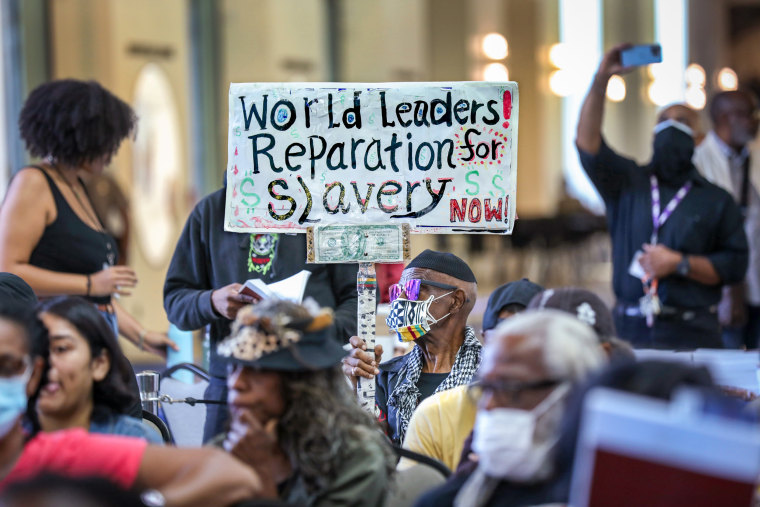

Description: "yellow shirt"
397 384 477 472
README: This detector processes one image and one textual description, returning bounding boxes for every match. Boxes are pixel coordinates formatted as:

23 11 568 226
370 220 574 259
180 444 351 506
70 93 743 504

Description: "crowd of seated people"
0 66 758 505
0 246 757 506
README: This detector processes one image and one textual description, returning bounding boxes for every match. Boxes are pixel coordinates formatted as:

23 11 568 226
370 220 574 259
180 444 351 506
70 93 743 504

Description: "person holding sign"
576 44 748 349
343 250 482 445
163 181 358 442
0 80 177 356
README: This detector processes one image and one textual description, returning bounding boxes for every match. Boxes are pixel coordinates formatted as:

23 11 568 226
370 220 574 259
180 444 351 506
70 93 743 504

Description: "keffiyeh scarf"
388 326 481 444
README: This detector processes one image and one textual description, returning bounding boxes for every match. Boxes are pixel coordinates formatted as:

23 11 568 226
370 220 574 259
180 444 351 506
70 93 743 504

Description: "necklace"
49 162 115 266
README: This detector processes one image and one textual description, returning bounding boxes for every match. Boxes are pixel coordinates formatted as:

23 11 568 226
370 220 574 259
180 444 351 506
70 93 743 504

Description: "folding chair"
385 446 451 507
159 363 211 447
141 409 174 444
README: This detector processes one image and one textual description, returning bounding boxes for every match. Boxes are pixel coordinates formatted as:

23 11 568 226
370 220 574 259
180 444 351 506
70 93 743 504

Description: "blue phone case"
621 45 662 67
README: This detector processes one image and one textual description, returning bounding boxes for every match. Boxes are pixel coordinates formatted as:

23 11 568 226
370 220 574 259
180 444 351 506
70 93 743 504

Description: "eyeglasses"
0 355 31 379
389 279 458 302
467 378 564 406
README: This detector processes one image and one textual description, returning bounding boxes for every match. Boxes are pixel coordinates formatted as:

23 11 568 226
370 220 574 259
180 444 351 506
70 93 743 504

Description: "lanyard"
650 175 692 245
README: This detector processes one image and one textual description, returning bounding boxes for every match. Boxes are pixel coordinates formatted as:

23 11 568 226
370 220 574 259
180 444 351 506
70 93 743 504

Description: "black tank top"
28 166 118 305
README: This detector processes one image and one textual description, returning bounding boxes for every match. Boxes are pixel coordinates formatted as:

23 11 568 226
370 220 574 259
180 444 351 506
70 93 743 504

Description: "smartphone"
620 44 662 67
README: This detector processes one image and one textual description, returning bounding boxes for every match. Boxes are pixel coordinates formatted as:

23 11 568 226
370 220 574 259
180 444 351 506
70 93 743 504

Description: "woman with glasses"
343 249 482 445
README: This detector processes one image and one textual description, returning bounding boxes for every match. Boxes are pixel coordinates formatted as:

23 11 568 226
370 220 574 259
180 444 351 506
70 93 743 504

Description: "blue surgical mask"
0 367 31 438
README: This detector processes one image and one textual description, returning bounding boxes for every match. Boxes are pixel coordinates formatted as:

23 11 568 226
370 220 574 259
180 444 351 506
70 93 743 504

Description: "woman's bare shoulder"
11 166 53 193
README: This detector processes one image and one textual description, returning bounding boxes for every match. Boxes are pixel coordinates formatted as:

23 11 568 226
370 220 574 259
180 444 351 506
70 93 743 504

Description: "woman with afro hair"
0 79 177 357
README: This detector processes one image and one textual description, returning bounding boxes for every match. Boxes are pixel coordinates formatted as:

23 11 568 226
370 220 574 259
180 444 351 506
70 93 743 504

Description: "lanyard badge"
639 277 661 327
640 176 691 326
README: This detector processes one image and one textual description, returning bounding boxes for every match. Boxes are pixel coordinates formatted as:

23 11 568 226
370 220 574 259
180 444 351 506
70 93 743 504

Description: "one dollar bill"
307 224 410 263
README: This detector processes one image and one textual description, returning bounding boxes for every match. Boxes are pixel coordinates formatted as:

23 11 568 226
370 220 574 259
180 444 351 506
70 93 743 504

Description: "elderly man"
343 249 480 445
398 278 542 472
577 44 748 349
415 310 606 507
694 90 760 349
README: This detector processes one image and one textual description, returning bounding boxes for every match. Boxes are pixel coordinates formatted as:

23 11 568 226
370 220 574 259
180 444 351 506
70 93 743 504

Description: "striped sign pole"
356 262 378 413
306 224 410 414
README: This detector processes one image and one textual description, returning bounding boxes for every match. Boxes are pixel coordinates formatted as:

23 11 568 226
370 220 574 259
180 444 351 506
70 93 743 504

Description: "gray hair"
278 366 395 494
491 309 607 381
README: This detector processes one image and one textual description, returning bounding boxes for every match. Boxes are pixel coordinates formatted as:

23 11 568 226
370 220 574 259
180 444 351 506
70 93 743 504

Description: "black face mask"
650 123 695 186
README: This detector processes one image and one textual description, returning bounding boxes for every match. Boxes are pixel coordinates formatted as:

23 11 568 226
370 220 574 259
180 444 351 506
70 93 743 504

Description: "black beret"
405 249 476 283
482 278 544 331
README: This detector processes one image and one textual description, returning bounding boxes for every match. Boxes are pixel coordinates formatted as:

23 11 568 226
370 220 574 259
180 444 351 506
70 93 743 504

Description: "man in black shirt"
576 44 748 349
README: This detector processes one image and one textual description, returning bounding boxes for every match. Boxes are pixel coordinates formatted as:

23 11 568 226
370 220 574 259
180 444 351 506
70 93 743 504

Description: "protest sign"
224 81 518 234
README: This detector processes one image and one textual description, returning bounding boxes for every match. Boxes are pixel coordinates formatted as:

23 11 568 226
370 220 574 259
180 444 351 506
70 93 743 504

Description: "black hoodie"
163 187 358 377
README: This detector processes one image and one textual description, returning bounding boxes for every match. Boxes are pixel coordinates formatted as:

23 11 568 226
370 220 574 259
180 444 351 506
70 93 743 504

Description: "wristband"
86 274 91 296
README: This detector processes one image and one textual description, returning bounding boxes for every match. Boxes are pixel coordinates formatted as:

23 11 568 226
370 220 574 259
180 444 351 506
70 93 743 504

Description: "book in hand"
238 270 312 303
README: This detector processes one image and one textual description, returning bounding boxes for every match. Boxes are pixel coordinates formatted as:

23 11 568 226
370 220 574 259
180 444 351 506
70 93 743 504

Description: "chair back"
142 409 174 444
384 446 450 507
160 363 210 447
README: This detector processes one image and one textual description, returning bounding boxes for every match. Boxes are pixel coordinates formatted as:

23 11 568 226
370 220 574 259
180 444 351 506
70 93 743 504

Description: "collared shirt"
578 139 748 307
711 134 760 304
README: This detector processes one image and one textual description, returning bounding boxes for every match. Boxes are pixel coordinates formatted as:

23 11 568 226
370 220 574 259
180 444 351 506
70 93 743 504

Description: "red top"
0 429 147 491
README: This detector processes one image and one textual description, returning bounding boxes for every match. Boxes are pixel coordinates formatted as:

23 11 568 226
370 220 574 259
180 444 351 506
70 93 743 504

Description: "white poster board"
570 388 760 507
224 81 518 234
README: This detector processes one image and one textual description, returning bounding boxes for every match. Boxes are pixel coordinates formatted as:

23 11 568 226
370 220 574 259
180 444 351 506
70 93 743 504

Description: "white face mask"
472 383 569 482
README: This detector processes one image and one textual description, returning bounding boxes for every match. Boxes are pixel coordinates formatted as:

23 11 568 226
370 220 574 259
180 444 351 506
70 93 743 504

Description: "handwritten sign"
224 82 518 234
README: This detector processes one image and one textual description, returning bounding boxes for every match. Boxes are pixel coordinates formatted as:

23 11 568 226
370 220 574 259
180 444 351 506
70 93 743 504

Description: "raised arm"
576 44 631 155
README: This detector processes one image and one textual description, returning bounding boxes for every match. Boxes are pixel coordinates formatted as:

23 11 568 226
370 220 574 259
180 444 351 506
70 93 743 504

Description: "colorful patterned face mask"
385 293 452 342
